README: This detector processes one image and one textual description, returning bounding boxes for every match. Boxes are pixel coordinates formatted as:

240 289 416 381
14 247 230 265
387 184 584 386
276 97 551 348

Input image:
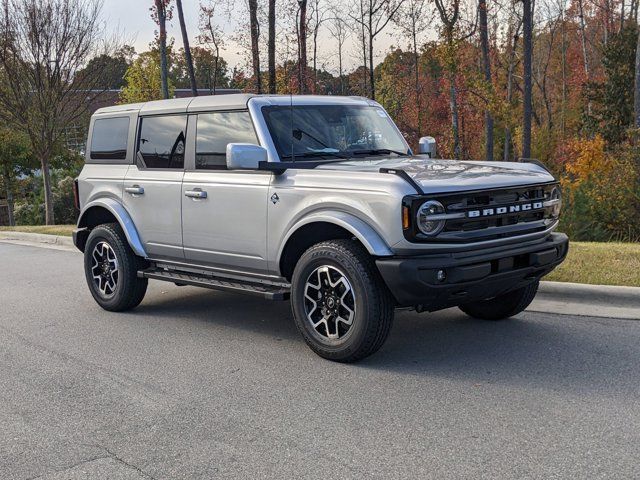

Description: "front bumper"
376 232 569 310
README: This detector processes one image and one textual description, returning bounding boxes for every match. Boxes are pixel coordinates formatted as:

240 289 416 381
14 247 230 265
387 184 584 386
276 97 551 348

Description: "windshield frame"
259 102 411 162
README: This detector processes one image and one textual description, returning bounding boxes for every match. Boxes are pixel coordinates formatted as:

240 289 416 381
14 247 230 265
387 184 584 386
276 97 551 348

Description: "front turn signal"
402 205 410 230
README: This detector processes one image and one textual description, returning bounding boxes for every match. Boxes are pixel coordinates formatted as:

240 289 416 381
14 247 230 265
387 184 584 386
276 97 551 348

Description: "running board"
138 267 290 300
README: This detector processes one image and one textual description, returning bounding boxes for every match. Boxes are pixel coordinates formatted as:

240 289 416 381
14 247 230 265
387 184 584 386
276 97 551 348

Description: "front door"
181 111 271 274
123 114 187 260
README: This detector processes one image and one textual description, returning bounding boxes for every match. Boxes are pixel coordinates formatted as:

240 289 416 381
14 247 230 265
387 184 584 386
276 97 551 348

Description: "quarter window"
138 115 187 169
90 117 129 160
196 112 258 169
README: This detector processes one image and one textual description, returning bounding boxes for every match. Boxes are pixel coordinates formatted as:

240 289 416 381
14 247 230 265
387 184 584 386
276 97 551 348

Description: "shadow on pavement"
132 286 638 394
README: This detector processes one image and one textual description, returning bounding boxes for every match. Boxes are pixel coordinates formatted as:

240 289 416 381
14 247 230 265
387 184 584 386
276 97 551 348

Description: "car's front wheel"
291 239 395 363
459 281 539 320
83 223 148 312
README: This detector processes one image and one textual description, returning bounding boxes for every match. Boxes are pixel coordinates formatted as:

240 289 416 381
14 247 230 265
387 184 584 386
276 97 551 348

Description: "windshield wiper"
280 151 351 162
350 148 408 157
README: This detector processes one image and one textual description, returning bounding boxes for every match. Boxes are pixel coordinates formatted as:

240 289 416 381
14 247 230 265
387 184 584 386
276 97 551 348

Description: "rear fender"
78 198 147 258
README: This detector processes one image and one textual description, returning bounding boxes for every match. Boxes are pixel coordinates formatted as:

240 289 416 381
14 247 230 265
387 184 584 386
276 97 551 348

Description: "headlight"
416 200 446 236
549 187 562 217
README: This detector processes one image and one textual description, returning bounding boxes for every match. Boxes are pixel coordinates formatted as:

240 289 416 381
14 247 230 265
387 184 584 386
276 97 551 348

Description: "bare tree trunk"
479 0 494 161
2 165 14 226
577 0 592 115
155 0 170 99
41 155 54 225
249 0 262 93
213 52 218 95
268 0 276 93
522 0 533 159
176 0 197 96
504 17 521 161
635 26 640 127
368 12 375 99
299 0 308 94
413 29 422 137
449 71 461 159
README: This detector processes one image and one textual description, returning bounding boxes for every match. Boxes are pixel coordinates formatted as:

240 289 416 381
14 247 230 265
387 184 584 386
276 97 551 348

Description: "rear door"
123 114 187 260
181 110 271 275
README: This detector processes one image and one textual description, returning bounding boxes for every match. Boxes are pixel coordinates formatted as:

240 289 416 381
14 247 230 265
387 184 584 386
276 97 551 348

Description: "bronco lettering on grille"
467 201 544 218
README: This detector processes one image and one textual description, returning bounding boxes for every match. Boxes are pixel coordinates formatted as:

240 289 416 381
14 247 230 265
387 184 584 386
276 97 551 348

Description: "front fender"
78 198 147 258
277 210 393 266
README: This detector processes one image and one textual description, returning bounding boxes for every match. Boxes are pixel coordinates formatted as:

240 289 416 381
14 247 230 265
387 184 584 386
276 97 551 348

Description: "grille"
407 183 559 243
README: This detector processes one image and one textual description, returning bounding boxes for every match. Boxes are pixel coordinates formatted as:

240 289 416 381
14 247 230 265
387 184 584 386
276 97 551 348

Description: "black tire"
459 281 539 320
290 239 395 363
83 223 148 312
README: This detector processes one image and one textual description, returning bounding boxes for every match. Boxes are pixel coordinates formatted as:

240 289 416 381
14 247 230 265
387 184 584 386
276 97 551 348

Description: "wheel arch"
77 199 147 257
277 212 393 280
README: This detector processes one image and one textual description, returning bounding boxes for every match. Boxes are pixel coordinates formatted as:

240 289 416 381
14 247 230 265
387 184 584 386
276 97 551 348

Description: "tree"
635 25 640 128
199 1 226 94
121 51 175 103
478 0 494 160
76 47 133 90
0 0 120 224
151 0 172 99
393 0 431 137
434 0 462 158
0 128 33 226
268 0 277 93
176 0 198 95
248 0 262 93
351 0 403 100
522 0 533 159
326 8 349 95
298 0 308 93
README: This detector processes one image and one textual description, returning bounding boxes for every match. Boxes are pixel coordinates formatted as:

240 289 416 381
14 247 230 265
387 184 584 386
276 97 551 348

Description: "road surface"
1 242 639 479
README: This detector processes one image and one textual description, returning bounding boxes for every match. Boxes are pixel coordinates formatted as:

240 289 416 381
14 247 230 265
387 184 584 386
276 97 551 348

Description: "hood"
316 157 555 193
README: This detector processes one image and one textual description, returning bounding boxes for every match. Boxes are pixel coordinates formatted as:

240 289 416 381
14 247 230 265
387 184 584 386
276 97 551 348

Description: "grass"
0 224 75 236
0 225 638 287
547 241 640 287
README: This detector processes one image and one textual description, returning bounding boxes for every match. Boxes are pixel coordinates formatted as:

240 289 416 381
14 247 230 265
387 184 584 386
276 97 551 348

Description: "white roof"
93 94 376 116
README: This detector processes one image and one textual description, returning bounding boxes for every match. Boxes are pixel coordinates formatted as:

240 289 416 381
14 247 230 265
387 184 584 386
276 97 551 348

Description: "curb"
0 231 76 251
530 281 640 320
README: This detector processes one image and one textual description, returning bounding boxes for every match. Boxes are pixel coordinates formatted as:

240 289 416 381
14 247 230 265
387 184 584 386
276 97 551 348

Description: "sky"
101 0 414 74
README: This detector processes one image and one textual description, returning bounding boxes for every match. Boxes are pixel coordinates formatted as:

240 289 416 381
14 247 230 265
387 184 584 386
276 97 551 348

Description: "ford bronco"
74 94 568 362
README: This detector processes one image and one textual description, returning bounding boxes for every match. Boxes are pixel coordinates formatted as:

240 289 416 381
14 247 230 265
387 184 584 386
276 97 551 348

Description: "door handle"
184 189 207 199
125 185 144 195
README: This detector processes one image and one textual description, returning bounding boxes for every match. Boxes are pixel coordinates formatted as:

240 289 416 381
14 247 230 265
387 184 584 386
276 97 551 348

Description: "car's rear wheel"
291 239 395 362
84 223 148 312
458 281 539 320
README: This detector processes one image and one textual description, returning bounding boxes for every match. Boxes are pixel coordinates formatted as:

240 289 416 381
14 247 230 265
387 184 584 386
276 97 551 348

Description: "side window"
90 117 129 160
138 115 187 169
196 111 258 170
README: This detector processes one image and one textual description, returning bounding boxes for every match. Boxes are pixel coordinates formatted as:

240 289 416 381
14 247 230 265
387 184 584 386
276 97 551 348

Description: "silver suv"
74 94 568 362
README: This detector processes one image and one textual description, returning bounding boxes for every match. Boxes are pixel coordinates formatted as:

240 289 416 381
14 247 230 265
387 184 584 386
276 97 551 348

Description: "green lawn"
1 225 638 287
0 224 75 236
547 241 640 287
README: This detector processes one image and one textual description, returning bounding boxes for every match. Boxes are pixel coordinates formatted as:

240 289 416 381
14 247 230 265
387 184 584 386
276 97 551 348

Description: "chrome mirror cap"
226 143 268 170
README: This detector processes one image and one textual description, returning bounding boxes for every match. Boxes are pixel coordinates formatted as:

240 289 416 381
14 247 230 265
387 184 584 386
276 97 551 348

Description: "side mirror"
226 143 267 170
418 136 437 158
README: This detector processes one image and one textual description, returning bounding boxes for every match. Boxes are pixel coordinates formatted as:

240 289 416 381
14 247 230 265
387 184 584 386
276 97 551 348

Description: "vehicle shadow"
133 285 639 395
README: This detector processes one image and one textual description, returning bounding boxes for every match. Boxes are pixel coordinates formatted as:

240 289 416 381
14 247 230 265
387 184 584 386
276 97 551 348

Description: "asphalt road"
1 242 639 480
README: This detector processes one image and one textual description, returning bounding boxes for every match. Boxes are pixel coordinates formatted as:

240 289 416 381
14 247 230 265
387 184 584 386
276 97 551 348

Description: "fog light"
437 270 446 282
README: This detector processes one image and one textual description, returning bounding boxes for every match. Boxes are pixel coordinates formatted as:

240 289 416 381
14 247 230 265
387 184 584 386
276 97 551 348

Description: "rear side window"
90 117 129 160
138 115 187 169
196 111 258 169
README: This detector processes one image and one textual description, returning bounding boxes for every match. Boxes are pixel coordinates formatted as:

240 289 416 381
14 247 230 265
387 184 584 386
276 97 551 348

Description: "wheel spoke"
90 241 119 298
303 264 356 342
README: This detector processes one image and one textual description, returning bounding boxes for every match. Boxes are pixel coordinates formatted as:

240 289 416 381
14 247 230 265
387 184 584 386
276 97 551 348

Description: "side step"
138 267 291 300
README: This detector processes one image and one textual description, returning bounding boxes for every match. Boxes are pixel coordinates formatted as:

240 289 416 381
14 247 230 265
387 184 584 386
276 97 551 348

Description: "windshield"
262 104 409 161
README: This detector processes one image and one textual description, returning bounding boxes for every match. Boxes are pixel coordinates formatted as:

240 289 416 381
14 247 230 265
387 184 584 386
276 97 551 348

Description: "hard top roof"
93 94 376 116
